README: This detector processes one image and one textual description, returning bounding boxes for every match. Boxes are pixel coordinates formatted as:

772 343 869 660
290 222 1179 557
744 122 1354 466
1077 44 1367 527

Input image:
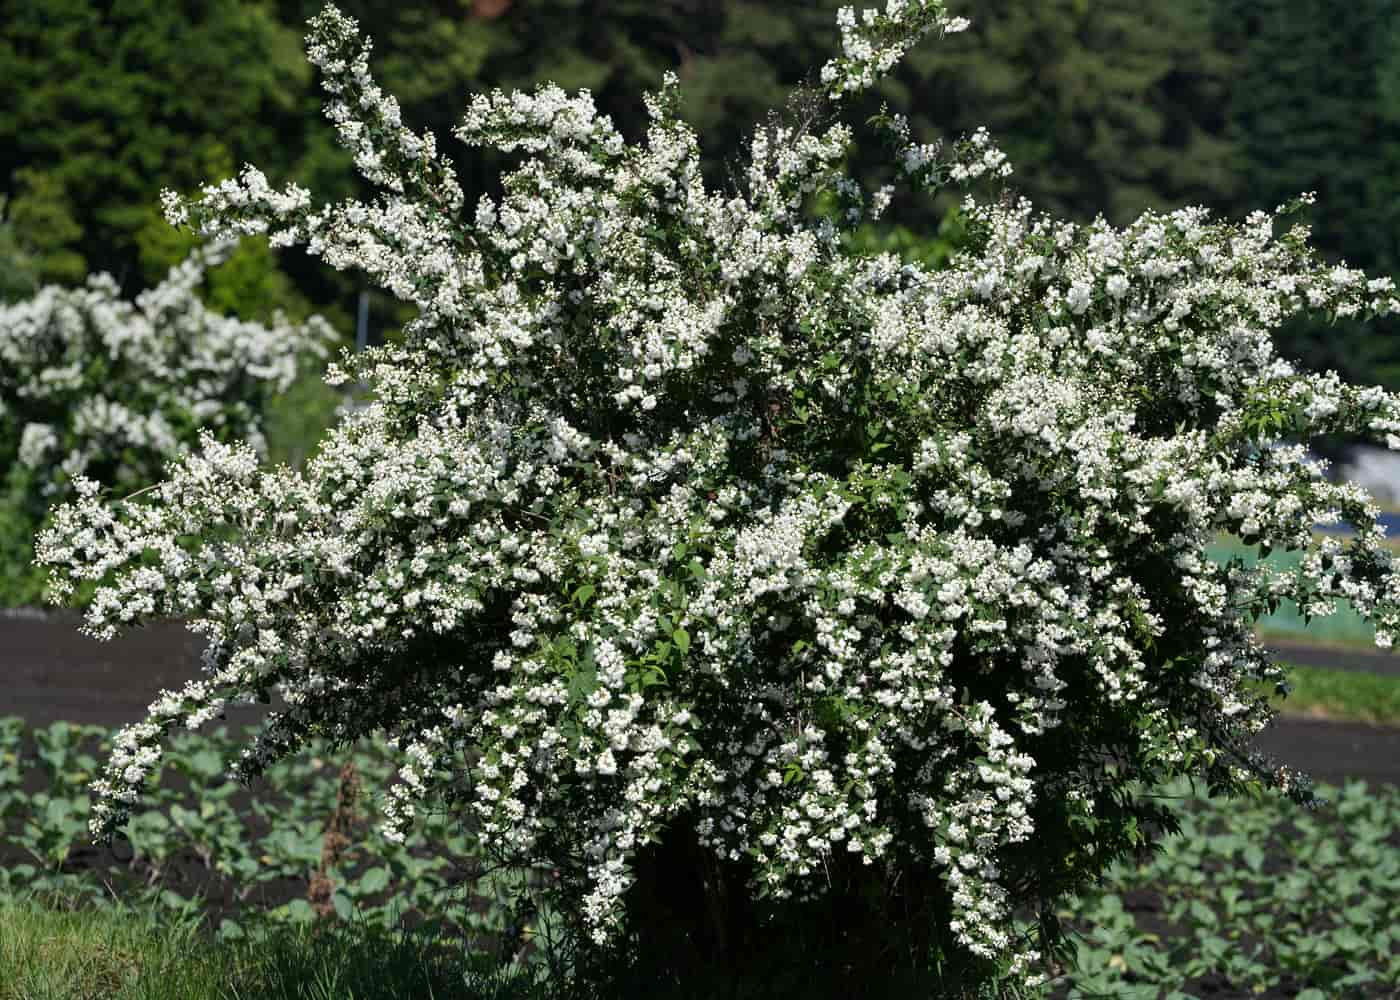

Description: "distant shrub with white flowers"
0 243 332 605
36 0 1400 993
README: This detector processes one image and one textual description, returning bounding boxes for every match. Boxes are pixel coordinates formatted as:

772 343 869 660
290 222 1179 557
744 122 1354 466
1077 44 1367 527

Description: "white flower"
41 3 1400 989
17 423 58 468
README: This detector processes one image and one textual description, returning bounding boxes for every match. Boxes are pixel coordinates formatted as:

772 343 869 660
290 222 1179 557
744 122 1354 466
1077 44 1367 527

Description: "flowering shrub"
37 0 1400 990
0 242 332 605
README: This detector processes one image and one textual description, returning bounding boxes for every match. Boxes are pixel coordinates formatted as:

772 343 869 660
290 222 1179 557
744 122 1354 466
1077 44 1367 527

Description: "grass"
0 898 216 1000
0 897 537 1000
1272 663 1400 725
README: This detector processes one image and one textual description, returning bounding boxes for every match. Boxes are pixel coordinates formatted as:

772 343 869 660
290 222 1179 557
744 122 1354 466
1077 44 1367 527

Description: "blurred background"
6 0 1400 427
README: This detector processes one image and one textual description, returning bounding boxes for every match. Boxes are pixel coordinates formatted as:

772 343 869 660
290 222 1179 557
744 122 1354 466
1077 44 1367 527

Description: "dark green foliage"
5 717 1399 996
0 199 41 303
8 0 1399 392
1063 778 1400 996
0 1 328 285
0 0 362 365
890 0 1238 225
1219 0 1400 273
1217 0 1400 388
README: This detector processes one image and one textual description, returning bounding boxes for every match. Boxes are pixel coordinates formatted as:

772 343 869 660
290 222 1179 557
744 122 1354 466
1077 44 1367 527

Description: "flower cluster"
1 242 332 512
38 2 1400 986
821 1 970 98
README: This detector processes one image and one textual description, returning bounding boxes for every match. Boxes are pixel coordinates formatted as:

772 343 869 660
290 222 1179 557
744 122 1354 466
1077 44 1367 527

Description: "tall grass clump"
0 897 539 1000
35 0 1400 993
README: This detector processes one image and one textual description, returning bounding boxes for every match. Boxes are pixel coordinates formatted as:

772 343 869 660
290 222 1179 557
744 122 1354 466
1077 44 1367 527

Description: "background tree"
1217 0 1400 390
0 197 39 303
0 1 338 286
0 0 1245 300
894 0 1237 224
7 0 1400 394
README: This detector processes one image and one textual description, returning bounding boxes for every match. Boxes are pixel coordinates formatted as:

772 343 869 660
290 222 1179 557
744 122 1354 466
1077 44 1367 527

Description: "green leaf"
189 749 222 778
1187 898 1217 928
1330 927 1369 952
673 628 690 654
642 666 668 688
217 918 244 941
358 865 391 895
43 796 75 827
573 583 595 607
1241 843 1264 872
283 899 316 924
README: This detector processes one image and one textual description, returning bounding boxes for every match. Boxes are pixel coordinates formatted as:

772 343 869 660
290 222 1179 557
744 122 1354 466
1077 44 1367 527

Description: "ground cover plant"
0 718 519 945
3 716 1398 997
34 0 1400 992
1059 778 1400 998
0 242 332 606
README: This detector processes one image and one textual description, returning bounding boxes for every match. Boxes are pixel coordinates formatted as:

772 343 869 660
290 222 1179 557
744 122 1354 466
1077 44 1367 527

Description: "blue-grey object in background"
1339 444 1400 506
355 289 369 352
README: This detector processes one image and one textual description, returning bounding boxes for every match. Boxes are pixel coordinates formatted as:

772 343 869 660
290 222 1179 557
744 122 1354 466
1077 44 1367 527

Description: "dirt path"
1263 635 1400 676
3 612 1397 786
0 611 267 729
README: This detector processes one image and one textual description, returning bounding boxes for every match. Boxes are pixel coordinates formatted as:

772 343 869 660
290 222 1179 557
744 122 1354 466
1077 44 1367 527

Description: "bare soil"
1263 634 1400 676
1 611 1396 787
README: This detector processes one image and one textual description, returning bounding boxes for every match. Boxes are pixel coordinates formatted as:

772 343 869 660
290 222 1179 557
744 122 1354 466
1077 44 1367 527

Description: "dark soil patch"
0 609 267 730
1264 635 1400 677
3 611 1397 787
1252 715 1400 787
